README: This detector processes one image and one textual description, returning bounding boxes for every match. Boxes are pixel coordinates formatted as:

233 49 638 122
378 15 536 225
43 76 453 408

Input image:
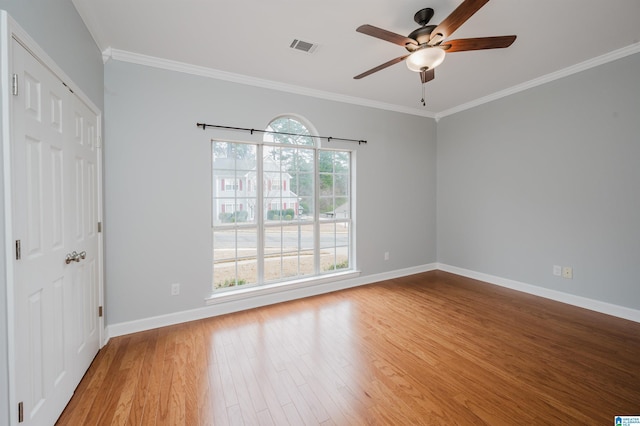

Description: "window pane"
334 197 349 219
292 172 314 197
212 142 257 226
334 173 349 197
319 222 350 272
264 223 315 282
320 247 350 273
319 222 350 249
264 145 312 222
318 150 351 220
299 196 314 218
319 173 333 196
265 117 314 146
213 141 257 162
213 228 257 289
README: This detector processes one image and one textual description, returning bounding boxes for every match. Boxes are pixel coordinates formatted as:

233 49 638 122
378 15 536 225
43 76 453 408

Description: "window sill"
205 270 361 306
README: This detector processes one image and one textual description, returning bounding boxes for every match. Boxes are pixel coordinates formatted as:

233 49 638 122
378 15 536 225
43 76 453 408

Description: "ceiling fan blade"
441 35 516 52
357 24 418 47
420 69 435 84
353 54 410 79
428 0 489 45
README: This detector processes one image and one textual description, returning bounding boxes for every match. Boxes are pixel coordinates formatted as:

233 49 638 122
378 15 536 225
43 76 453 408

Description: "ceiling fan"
354 0 516 105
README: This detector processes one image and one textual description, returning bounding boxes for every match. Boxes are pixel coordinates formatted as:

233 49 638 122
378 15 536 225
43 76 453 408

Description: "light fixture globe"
406 47 445 72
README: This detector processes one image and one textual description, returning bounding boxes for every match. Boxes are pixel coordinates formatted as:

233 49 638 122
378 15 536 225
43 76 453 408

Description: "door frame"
1 11 105 425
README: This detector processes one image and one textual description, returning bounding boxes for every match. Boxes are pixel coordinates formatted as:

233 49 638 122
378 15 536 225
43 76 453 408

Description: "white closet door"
66 90 101 383
11 38 100 426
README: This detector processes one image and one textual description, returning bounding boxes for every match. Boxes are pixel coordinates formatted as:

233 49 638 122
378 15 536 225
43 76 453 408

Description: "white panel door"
67 93 101 383
11 39 100 426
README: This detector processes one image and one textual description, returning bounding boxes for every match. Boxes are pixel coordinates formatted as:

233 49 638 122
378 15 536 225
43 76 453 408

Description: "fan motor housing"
408 25 436 47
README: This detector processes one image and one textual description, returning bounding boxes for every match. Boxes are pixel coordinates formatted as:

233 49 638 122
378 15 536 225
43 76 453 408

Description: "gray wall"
437 52 640 310
103 60 438 324
0 0 104 108
0 1 103 423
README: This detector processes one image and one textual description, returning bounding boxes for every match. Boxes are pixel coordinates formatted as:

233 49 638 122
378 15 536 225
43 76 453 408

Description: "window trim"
206 269 361 305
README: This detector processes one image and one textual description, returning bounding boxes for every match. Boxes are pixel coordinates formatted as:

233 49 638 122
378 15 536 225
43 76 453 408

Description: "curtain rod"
196 123 367 145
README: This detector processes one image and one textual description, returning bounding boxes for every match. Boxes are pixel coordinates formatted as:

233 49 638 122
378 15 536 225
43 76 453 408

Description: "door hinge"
15 240 21 260
18 401 24 423
98 306 103 317
12 74 18 96
97 221 102 233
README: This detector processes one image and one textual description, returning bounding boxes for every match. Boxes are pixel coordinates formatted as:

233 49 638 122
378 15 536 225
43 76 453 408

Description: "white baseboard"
437 263 640 323
106 263 438 339
106 262 639 340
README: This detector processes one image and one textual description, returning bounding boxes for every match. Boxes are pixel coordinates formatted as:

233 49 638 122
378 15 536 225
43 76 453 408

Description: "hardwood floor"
56 271 640 425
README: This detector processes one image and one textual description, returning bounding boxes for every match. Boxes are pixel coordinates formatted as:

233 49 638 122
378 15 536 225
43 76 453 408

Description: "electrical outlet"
171 283 180 295
562 267 573 279
553 265 562 276
384 251 389 261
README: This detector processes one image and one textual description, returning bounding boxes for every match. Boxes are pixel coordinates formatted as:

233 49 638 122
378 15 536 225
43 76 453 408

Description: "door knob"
65 251 86 264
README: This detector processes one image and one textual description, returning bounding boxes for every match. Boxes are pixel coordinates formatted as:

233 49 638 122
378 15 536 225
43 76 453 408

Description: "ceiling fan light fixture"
406 47 445 72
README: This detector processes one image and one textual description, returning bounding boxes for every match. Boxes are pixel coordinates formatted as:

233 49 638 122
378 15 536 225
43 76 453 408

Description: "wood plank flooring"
56 271 640 425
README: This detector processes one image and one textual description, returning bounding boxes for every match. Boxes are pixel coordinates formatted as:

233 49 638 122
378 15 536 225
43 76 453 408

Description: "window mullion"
313 148 320 275
257 144 265 285
233 159 240 279
348 153 354 270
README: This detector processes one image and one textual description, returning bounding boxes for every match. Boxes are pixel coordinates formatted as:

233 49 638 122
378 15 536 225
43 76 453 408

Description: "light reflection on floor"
207 295 362 419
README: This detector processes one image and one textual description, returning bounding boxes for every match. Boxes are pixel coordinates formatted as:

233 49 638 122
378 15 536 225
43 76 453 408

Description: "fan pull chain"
421 83 426 107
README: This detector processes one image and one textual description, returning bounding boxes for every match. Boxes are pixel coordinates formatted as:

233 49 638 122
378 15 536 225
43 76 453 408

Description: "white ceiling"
73 0 640 117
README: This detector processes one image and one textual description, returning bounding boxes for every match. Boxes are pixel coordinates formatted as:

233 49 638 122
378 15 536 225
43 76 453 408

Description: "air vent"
289 39 318 54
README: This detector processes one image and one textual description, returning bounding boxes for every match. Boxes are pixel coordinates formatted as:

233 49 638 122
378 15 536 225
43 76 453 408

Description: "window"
212 116 353 291
270 178 284 190
223 178 242 191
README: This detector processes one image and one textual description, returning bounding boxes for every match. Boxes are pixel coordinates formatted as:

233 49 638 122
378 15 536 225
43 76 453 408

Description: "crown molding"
435 41 640 120
102 48 436 119
102 42 640 121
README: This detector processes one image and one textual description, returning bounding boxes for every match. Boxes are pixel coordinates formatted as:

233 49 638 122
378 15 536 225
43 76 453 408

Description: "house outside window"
212 115 352 291
223 179 242 191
